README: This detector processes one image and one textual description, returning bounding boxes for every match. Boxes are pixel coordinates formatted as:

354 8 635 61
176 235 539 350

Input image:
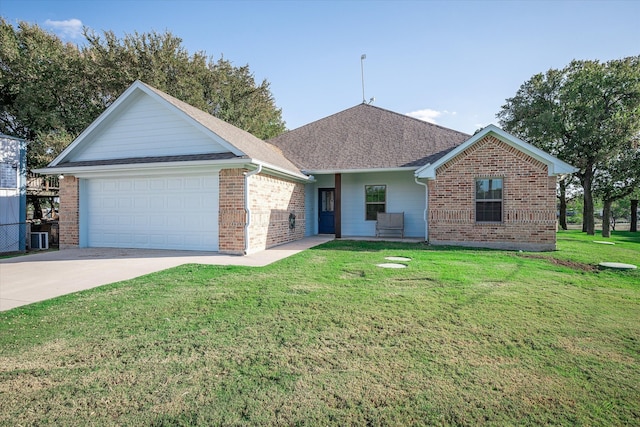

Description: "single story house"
37 80 577 253
0 134 27 253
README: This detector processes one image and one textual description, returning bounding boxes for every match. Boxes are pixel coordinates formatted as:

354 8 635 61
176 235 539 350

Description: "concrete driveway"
0 235 333 311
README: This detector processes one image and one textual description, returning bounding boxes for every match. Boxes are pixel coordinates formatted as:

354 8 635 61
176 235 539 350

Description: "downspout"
414 176 429 242
244 164 262 255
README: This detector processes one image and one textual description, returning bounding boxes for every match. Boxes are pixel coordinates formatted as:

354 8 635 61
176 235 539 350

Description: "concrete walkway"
0 235 334 311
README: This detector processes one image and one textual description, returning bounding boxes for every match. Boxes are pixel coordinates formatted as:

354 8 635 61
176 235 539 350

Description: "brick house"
38 81 576 253
268 106 576 251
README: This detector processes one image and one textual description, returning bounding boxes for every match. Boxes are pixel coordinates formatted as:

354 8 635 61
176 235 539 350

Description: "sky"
1 0 639 134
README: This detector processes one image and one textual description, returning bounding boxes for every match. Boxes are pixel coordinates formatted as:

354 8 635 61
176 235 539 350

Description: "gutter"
244 163 263 255
414 176 429 242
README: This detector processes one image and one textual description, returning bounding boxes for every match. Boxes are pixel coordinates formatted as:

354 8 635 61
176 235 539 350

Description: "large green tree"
498 57 640 235
0 18 100 169
83 29 286 140
0 19 286 170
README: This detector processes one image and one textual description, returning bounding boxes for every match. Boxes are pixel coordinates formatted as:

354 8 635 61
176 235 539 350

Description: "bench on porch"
376 212 404 238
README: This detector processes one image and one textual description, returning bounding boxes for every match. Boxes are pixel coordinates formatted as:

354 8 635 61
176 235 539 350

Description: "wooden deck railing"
26 172 59 195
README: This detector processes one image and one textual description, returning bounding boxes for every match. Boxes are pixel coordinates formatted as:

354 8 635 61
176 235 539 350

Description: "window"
321 189 334 212
476 178 503 222
365 185 386 221
0 163 17 189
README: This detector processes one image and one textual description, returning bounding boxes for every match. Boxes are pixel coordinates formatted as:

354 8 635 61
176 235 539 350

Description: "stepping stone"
598 262 637 270
377 263 407 269
593 241 615 245
385 256 412 262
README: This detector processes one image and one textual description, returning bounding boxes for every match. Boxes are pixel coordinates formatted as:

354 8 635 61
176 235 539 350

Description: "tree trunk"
29 196 43 219
558 179 568 230
631 199 638 232
581 170 595 235
601 199 612 238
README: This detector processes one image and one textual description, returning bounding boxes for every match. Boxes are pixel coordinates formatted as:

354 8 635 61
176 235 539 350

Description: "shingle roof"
141 82 306 178
267 104 470 171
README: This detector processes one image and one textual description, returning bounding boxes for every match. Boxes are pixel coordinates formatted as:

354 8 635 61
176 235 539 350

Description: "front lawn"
1 231 638 425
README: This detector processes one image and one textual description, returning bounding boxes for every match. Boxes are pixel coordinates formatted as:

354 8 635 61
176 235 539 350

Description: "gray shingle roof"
267 104 470 171
142 82 306 178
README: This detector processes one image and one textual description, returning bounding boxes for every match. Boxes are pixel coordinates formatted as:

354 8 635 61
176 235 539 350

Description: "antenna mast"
360 54 366 103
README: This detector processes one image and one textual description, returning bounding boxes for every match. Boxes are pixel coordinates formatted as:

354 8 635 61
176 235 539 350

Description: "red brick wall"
428 135 557 251
218 168 246 254
58 175 79 248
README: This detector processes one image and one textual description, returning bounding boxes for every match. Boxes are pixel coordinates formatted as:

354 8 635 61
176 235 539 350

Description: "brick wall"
428 135 557 251
218 168 246 254
247 173 305 253
218 168 306 254
58 175 79 248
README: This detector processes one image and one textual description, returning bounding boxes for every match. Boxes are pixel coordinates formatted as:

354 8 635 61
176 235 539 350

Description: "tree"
83 29 286 139
498 57 640 235
0 20 287 170
557 175 581 230
0 18 101 168
593 142 640 237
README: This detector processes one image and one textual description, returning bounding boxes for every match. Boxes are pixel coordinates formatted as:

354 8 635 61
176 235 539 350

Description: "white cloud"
406 108 457 125
44 18 83 39
406 109 441 124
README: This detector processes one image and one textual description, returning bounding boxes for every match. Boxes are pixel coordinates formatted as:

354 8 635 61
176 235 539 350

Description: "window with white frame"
475 178 503 222
365 185 386 221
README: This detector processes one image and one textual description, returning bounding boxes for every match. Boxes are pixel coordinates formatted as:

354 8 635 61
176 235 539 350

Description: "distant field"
1 230 638 425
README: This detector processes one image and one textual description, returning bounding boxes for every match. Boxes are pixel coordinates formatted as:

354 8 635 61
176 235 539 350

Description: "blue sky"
1 0 639 134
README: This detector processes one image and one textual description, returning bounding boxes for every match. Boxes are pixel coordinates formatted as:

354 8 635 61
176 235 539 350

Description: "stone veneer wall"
428 135 557 251
58 175 79 248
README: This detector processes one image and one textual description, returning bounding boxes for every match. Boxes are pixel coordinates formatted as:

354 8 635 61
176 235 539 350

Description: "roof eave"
302 166 420 175
35 157 311 182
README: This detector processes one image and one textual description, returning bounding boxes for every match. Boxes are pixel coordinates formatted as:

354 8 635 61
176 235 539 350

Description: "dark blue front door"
318 188 335 234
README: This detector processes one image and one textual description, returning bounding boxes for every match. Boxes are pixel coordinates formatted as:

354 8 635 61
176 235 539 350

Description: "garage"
83 172 219 251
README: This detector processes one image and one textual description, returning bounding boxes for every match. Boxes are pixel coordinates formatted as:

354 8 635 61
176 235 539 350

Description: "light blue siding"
309 171 426 238
304 183 315 236
71 92 229 162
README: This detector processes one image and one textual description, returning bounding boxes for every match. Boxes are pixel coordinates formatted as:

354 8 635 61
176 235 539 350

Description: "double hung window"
475 178 503 222
365 185 386 221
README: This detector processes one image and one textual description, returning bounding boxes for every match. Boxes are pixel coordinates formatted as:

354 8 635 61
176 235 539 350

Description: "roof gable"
267 104 470 172
50 81 304 178
416 124 579 179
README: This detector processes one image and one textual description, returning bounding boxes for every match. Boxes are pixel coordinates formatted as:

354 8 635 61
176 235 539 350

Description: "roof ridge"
275 103 471 138
138 81 305 178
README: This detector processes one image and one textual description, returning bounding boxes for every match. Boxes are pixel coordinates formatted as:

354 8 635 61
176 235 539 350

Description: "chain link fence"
0 222 58 254
0 222 25 254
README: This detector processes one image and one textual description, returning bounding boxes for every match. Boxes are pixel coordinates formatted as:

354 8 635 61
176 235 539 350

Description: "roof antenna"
360 54 366 104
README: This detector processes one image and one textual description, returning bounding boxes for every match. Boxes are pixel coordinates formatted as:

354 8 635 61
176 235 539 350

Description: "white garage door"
85 173 219 251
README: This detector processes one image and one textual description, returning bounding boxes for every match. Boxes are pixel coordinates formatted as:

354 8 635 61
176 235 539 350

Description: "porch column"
335 173 342 238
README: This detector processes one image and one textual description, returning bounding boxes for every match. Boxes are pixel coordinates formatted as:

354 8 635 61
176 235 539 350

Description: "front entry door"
318 188 335 234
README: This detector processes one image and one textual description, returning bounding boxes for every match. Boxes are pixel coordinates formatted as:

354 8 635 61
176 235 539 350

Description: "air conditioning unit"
30 232 49 250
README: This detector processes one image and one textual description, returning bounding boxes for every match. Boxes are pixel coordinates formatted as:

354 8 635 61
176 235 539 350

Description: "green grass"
1 231 638 426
